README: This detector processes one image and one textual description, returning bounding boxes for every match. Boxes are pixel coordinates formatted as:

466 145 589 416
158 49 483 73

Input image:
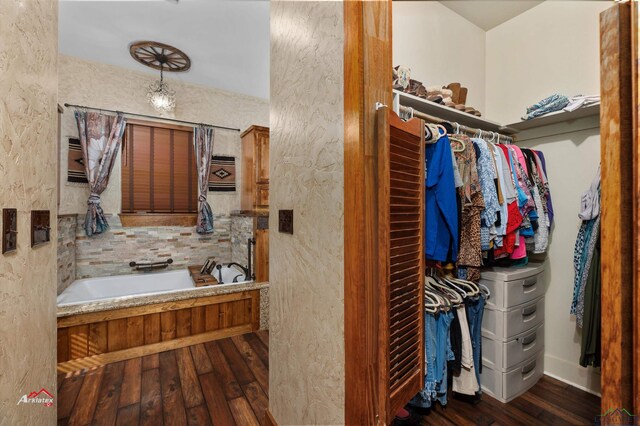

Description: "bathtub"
57 266 247 307
56 267 265 368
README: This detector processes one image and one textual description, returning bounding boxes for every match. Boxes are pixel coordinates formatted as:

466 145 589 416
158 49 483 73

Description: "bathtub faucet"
227 262 249 279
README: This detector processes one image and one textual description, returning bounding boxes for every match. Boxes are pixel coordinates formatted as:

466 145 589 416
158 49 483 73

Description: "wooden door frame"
632 0 640 414
600 1 635 414
344 0 393 424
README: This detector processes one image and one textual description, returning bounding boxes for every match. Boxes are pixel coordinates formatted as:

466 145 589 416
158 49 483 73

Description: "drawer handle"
522 277 537 288
522 305 537 317
519 331 537 347
522 360 537 377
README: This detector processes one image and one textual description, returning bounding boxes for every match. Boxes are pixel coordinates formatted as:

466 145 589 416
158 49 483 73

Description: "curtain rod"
399 105 515 143
63 103 241 132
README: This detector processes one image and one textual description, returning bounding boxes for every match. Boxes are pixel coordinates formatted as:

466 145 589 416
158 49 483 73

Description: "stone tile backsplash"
231 215 254 269
74 214 232 279
57 215 77 295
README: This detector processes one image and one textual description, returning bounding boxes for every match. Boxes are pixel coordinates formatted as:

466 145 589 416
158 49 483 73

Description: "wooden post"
600 2 634 413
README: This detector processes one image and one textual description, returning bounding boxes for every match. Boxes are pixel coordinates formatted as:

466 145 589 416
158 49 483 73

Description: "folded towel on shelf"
564 95 600 112
522 94 570 120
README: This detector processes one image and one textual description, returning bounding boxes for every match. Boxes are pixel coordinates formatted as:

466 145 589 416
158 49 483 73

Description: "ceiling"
440 0 544 31
59 0 270 99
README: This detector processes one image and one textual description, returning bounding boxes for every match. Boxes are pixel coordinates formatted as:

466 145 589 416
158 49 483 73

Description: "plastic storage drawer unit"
482 323 544 372
480 351 544 403
481 296 545 341
480 263 545 310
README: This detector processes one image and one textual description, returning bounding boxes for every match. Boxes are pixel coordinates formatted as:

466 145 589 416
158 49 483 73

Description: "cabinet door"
377 107 425 422
254 227 269 282
256 131 270 184
256 184 269 209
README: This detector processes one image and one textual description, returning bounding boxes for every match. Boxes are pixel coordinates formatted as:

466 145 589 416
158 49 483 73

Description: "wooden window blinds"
121 122 198 214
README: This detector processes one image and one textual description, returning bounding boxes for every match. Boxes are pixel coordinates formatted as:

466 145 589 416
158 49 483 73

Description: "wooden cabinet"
241 125 270 210
240 125 270 282
253 226 269 282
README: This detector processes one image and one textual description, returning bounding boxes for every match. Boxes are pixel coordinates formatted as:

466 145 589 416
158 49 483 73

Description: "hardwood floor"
58 331 600 426
57 330 269 426
413 375 601 426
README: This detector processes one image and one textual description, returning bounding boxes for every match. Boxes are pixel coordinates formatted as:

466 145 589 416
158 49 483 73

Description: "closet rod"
399 105 514 143
63 103 241 132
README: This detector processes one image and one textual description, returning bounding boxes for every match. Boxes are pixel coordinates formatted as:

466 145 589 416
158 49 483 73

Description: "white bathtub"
57 267 248 307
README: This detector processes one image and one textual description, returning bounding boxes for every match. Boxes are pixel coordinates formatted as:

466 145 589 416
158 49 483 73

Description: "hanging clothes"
472 138 501 252
452 305 479 395
425 133 459 262
571 169 601 326
534 150 554 225
453 134 484 275
580 239 601 368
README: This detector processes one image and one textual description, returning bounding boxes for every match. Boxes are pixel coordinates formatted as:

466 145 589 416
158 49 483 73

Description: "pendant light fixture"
147 64 176 112
129 41 191 113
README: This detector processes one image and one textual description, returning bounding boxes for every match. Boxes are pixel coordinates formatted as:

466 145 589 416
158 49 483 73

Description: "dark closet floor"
412 375 600 426
57 330 600 425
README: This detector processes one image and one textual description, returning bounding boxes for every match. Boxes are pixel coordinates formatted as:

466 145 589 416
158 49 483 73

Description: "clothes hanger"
425 123 440 145
425 276 455 309
439 274 468 298
449 123 467 152
479 283 491 299
428 275 463 305
446 275 480 297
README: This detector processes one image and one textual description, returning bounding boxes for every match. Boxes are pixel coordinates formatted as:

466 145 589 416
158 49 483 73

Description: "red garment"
494 145 524 258
494 199 522 257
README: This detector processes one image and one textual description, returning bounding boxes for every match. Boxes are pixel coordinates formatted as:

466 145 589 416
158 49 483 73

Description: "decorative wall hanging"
129 41 191 113
208 156 236 192
67 138 88 183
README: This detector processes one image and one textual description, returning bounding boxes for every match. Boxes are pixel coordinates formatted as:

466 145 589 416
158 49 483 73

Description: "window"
121 120 198 214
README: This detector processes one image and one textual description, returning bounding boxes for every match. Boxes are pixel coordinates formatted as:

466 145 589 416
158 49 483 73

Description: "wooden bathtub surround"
57 291 260 369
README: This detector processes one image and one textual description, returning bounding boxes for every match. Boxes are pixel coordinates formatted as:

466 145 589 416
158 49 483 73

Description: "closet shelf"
393 90 519 135
505 104 600 132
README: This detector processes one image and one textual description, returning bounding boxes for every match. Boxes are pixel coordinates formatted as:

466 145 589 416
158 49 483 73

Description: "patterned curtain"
74 110 127 236
194 125 215 234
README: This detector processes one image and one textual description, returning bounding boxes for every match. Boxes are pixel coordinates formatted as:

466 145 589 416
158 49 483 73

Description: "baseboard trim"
543 353 601 396
264 409 278 426
543 371 602 397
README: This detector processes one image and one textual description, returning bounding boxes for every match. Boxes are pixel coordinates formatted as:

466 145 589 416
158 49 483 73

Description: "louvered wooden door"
377 107 425 422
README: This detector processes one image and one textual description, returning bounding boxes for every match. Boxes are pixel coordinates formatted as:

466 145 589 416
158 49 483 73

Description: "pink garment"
507 146 530 260
511 235 527 259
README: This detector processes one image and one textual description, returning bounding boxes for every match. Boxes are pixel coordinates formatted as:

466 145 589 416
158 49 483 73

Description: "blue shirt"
425 135 458 262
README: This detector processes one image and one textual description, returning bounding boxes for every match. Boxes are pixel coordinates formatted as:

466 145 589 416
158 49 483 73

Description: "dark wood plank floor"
59 331 600 426
57 330 269 426
414 375 601 426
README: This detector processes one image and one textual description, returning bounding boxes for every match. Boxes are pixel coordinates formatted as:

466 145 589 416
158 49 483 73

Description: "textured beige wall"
58 55 269 216
269 1 345 424
0 0 58 423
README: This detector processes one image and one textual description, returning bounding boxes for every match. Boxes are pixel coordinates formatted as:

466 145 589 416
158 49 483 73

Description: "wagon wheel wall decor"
129 41 191 72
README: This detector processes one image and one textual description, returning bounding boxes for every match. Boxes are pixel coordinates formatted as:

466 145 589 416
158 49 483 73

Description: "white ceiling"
59 0 270 99
440 0 544 31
